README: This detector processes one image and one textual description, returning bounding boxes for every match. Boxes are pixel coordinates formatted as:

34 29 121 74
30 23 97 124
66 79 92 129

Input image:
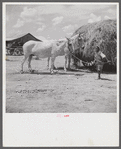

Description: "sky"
5 3 117 41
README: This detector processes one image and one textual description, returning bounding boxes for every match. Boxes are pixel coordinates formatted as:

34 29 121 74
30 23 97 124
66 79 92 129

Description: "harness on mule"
67 46 111 67
66 35 111 67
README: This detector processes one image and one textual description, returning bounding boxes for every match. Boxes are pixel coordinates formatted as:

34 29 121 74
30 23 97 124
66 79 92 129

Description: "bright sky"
6 3 117 40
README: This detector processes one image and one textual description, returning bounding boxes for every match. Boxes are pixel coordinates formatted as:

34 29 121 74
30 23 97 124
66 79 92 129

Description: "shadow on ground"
100 78 114 81
19 70 85 76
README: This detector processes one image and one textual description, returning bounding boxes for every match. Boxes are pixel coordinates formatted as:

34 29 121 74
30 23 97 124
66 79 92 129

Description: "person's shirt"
94 51 107 65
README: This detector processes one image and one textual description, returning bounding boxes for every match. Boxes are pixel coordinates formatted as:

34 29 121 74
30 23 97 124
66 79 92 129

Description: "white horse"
46 34 84 70
20 33 83 74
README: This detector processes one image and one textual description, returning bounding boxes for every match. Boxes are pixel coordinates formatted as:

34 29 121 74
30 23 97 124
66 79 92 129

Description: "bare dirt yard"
6 56 117 113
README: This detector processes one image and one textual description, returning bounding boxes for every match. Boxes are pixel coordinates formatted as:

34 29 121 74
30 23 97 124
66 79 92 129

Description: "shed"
6 33 42 48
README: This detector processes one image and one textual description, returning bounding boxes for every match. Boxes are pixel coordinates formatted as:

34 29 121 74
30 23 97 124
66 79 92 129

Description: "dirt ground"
6 56 117 113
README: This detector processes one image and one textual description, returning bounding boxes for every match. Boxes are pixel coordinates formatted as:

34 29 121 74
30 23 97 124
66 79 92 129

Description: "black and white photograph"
5 2 118 113
3 2 119 146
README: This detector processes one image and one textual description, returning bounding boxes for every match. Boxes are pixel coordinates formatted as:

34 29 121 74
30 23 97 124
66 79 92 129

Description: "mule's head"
78 33 84 47
70 33 85 53
65 37 74 53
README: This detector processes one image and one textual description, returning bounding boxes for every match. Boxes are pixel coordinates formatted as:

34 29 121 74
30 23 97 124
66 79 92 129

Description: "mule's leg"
68 54 71 70
20 55 28 73
28 55 33 72
53 64 57 70
47 57 57 70
50 56 56 74
47 57 50 69
64 55 68 72
49 57 57 70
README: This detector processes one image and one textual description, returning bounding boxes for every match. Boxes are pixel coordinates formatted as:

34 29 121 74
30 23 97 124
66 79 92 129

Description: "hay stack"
72 19 117 71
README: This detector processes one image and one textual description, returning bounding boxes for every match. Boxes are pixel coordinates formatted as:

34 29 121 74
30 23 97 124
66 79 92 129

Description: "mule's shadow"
21 69 85 76
55 67 79 72
56 67 92 73
33 71 85 76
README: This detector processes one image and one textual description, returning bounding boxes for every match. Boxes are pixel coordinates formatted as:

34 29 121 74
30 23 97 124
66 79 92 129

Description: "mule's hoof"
50 70 55 75
20 70 24 74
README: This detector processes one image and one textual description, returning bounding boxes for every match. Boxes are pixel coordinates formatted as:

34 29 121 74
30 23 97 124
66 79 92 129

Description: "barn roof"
6 33 41 42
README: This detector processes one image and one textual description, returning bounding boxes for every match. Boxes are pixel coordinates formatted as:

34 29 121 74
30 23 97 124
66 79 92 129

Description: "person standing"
94 46 109 79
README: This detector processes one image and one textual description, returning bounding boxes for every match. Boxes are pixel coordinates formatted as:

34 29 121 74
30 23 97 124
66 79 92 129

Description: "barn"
6 33 42 55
